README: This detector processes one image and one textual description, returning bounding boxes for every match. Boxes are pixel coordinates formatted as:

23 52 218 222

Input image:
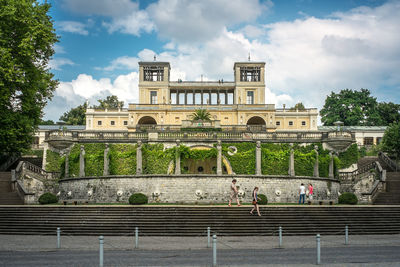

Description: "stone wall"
58 175 339 204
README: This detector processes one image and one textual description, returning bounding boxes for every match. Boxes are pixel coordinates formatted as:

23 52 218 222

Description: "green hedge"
143 144 174 174
261 148 289 175
38 192 58 204
338 192 358 205
129 193 148 205
222 143 256 174
294 150 316 176
46 150 64 172
109 144 137 175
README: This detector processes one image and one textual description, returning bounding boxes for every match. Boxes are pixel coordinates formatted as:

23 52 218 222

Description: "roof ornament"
154 55 156 61
248 53 251 61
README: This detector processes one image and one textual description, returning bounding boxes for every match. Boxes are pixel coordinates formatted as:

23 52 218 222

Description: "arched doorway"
246 116 266 132
137 116 157 131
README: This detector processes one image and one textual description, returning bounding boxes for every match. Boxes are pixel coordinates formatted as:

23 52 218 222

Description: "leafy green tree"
94 95 124 109
0 0 58 155
320 89 381 126
59 103 87 125
382 122 400 158
290 102 306 111
39 119 55 125
191 109 211 121
377 102 400 125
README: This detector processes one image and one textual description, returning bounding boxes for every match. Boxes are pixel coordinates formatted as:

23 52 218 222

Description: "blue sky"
44 0 400 122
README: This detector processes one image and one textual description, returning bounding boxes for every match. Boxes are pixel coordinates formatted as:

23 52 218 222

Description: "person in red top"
308 183 314 201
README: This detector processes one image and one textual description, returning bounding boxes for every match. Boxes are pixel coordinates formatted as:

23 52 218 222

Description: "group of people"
227 179 315 217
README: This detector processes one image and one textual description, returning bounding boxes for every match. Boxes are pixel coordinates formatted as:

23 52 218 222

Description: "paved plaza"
1 234 400 266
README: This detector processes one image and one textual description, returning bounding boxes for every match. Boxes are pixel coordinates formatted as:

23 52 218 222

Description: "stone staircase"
0 172 23 205
374 172 400 204
0 206 399 236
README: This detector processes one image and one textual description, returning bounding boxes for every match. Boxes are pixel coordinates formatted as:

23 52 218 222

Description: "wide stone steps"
0 206 399 236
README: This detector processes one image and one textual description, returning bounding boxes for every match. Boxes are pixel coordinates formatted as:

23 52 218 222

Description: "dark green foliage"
22 149 44 158
68 144 80 177
0 0 58 155
290 102 306 111
261 147 289 175
338 192 358 205
143 144 174 174
181 127 222 132
191 109 211 121
59 102 87 125
222 143 256 174
109 144 136 175
294 150 316 176
179 145 218 160
129 193 148 205
318 154 330 178
68 144 105 177
382 121 400 158
46 150 64 172
40 119 55 125
38 192 58 204
376 102 400 125
94 95 123 109
258 193 268 205
337 144 359 169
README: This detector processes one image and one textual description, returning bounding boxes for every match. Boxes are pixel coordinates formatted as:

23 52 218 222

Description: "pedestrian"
228 179 241 206
250 187 261 216
299 183 306 204
308 183 314 201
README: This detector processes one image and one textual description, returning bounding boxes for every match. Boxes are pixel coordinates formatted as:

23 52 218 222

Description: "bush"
129 193 148 205
38 192 58 205
257 194 268 205
338 192 358 205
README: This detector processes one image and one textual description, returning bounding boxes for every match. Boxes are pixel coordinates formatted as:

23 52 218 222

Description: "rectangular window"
211 93 218 105
110 121 115 126
98 121 102 126
219 93 226 104
246 91 254 104
240 67 261 82
289 121 293 126
195 93 202 105
144 66 164 81
170 92 177 104
364 137 374 145
178 92 185 104
186 93 193 105
123 121 128 126
227 92 234 104
376 137 382 144
150 91 157 104
302 121 306 126
276 121 280 126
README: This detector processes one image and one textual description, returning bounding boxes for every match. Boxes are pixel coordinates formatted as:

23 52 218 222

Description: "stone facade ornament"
136 140 142 175
329 151 334 178
79 145 85 177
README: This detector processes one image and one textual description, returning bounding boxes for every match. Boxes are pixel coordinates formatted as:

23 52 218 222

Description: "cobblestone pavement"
0 234 399 266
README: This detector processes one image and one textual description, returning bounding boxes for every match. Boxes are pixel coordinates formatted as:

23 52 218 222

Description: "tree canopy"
382 122 400 158
0 0 58 155
290 102 306 111
320 89 399 126
93 95 124 109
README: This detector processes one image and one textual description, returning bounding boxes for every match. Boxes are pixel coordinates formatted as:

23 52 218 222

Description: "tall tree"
94 95 124 109
290 102 306 111
0 0 58 155
376 102 400 125
59 103 87 125
320 89 381 126
382 122 400 159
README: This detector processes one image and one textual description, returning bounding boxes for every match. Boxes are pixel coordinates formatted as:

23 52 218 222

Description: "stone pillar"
329 152 334 178
42 143 48 170
64 151 69 178
288 144 295 176
175 140 181 175
79 145 85 177
313 145 319 177
217 140 222 175
256 141 262 176
103 143 110 176
136 140 142 175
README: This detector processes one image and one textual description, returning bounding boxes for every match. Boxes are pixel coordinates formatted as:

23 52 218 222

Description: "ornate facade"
85 61 318 132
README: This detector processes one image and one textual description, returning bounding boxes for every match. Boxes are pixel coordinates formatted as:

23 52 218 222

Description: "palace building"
85 61 318 132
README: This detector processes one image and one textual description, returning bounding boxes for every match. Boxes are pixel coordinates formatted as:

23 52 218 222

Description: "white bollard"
57 227 61 249
345 225 349 245
212 235 217 267
99 236 104 267
135 227 139 249
316 234 321 265
279 226 282 248
207 227 211 248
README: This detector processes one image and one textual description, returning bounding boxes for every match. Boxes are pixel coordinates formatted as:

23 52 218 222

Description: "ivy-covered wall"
261 143 289 175
109 144 136 175
46 150 64 173
68 144 105 177
142 144 174 174
337 143 359 169
222 143 256 174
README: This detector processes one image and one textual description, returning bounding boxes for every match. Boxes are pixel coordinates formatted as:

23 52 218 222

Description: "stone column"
136 140 142 175
64 151 69 178
288 144 295 176
217 140 222 175
256 141 262 176
42 143 48 170
313 145 319 177
175 140 181 175
79 145 85 177
103 143 110 176
329 152 334 178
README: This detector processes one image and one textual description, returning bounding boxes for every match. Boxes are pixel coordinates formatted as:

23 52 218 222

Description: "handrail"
17 161 60 180
339 161 377 181
361 161 386 203
378 152 399 172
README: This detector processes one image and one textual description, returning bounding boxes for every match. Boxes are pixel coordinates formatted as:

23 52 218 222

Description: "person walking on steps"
308 183 314 201
228 179 241 206
250 187 261 216
299 183 306 204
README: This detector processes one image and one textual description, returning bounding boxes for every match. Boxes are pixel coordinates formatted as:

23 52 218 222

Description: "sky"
44 0 400 123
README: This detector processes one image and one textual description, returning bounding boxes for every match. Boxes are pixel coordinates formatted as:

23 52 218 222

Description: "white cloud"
49 58 74 70
53 44 65 54
103 9 154 36
57 21 89 35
